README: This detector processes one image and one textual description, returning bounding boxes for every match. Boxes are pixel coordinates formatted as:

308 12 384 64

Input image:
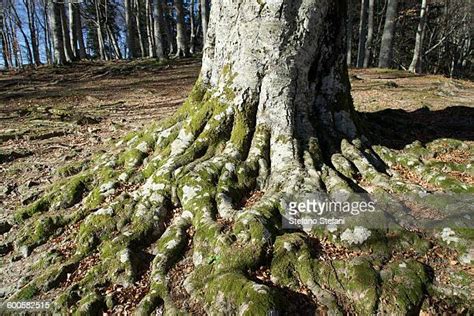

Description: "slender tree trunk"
10 2 33 65
145 0 154 57
189 0 196 54
378 0 399 68
48 0 66 65
409 0 428 73
1 31 10 69
107 24 122 59
357 0 368 67
346 0 353 66
125 0 137 58
152 0 165 59
163 2 174 55
68 2 78 58
60 3 74 62
26 0 40 65
135 0 146 57
74 3 87 59
174 0 188 57
94 0 106 60
363 0 375 67
200 0 209 46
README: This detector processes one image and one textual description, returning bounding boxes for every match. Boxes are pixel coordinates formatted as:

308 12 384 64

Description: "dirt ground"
0 60 473 311
0 59 200 222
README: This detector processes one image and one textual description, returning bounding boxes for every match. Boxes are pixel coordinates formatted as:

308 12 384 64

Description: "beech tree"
7 0 471 314
48 0 66 65
174 0 188 57
378 0 399 67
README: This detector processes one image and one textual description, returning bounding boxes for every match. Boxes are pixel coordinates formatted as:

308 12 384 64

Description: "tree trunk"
94 0 107 60
1 31 11 69
408 0 428 73
363 0 375 68
378 0 399 68
48 0 66 65
145 0 154 57
200 0 209 46
346 0 353 66
26 0 41 65
357 0 368 67
74 3 87 59
107 24 122 59
152 0 165 59
174 0 188 57
60 3 74 62
68 2 78 59
125 0 137 58
135 0 146 57
189 0 196 54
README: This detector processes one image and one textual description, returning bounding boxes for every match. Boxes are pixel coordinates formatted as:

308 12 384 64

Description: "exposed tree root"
2 78 472 315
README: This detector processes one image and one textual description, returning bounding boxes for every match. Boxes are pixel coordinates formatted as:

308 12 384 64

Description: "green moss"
13 284 38 300
57 161 88 177
15 197 50 223
204 272 276 315
379 260 429 315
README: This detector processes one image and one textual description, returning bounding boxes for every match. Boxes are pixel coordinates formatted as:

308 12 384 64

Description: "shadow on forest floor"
362 105 474 149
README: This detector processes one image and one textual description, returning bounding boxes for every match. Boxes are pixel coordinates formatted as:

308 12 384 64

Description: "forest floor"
0 59 473 312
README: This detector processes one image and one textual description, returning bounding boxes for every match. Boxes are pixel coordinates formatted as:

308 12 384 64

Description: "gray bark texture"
363 0 375 67
200 0 209 46
409 0 428 73
153 0 165 59
357 0 368 67
125 0 137 58
378 0 399 68
174 0 188 57
48 0 66 65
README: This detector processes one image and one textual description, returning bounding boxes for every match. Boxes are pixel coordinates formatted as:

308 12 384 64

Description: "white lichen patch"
193 252 203 266
95 207 114 216
136 141 150 153
459 251 472 265
119 250 130 263
440 227 459 244
181 185 200 204
118 172 129 182
165 239 178 249
340 226 371 245
170 129 194 156
283 242 292 252
100 181 115 193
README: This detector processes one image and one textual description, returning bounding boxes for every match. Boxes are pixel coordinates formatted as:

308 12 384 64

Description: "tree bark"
189 0 196 54
8 1 467 315
74 3 87 59
346 0 353 66
94 0 107 60
60 2 74 62
68 2 78 59
48 0 66 65
125 0 138 58
363 0 375 68
145 0 154 57
378 0 399 68
409 0 428 73
357 0 368 68
174 0 188 57
200 0 209 46
25 0 41 65
152 0 165 59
